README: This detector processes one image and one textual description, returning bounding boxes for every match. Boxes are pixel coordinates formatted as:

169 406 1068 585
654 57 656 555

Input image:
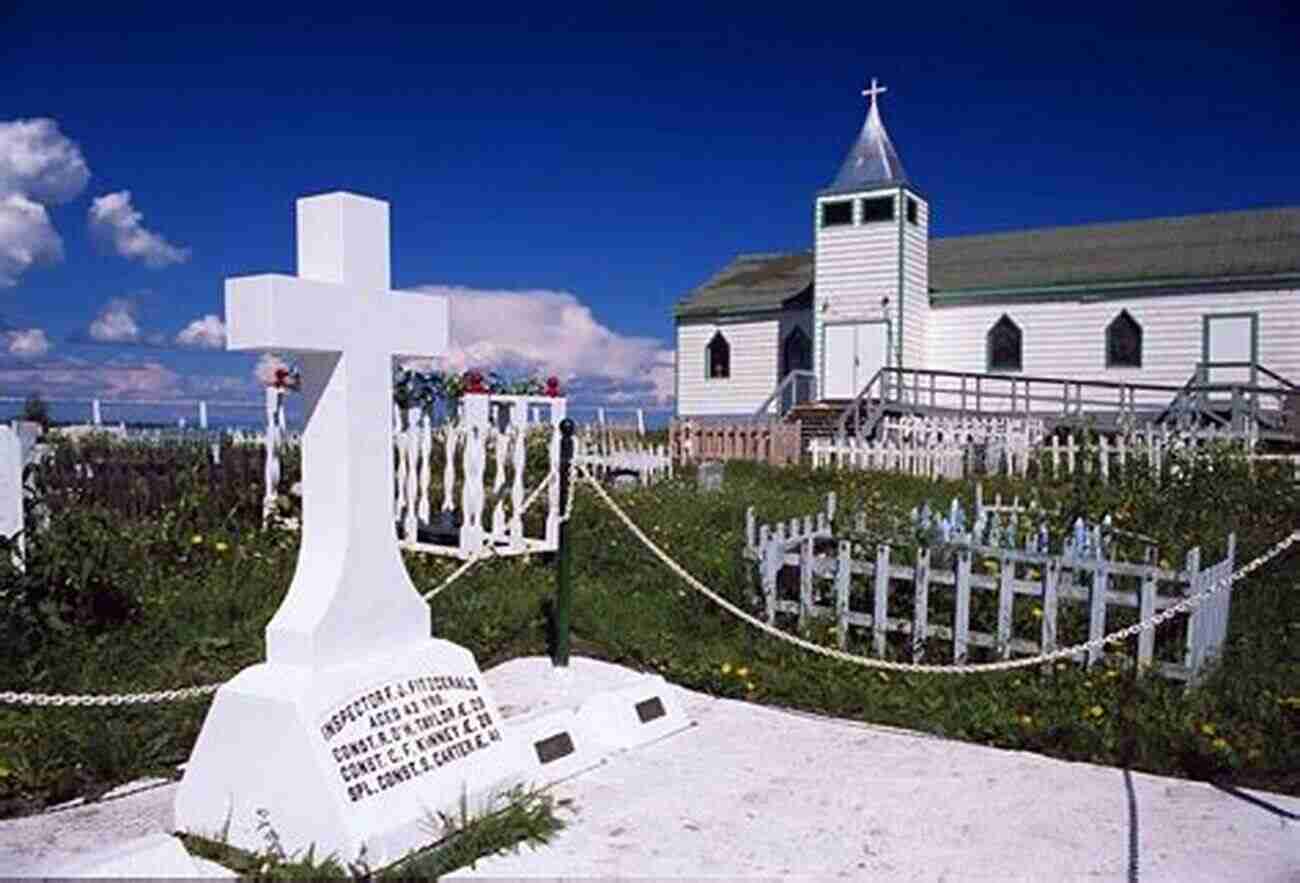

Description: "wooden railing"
669 419 802 466
835 364 1300 441
752 369 817 421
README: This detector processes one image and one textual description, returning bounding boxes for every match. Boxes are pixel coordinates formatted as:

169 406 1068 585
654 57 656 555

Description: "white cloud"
176 314 226 349
88 190 189 268
410 285 674 407
0 194 63 287
5 327 50 357
0 119 89 287
0 356 181 400
0 118 90 205
88 297 142 343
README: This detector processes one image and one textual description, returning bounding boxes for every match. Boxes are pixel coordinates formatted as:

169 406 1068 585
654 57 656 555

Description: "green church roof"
932 206 1300 294
673 206 1300 318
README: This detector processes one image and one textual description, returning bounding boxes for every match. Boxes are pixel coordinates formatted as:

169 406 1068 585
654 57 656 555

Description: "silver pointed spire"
830 78 909 192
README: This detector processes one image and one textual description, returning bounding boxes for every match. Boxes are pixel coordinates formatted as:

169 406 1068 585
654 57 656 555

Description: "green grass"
1 437 1298 829
181 784 569 879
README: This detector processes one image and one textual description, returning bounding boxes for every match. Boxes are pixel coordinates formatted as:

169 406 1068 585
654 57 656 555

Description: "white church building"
673 81 1300 427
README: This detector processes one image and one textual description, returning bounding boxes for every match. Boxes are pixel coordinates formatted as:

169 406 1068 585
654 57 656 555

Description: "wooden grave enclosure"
744 495 1236 681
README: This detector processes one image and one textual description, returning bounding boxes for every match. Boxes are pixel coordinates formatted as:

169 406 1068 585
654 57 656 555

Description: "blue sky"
2 3 1297 426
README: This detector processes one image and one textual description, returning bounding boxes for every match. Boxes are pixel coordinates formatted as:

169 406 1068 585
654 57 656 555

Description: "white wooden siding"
927 288 1300 408
814 188 900 397
676 318 781 416
901 194 929 369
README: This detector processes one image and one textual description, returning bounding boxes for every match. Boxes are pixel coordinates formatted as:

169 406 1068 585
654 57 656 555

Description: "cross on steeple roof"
861 77 887 104
827 76 909 194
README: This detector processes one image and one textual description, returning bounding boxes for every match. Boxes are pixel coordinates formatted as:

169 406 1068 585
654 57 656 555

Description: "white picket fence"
809 437 966 479
575 426 672 486
393 394 567 560
813 415 1043 478
744 495 1237 681
1041 427 1300 483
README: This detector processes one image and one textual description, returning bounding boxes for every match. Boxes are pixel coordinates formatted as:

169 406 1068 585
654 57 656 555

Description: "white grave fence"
813 415 1043 478
1041 427 1299 483
744 495 1236 681
575 425 672 486
394 393 566 559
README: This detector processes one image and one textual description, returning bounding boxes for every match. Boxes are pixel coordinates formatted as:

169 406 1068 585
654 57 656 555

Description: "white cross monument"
175 193 531 866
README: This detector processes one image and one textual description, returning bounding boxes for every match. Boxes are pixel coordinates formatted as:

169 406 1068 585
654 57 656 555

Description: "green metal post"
553 418 576 667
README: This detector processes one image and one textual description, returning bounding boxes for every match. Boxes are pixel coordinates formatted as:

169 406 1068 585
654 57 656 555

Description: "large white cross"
226 192 448 667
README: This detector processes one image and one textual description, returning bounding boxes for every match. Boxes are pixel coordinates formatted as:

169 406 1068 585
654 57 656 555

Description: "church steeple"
829 78 908 192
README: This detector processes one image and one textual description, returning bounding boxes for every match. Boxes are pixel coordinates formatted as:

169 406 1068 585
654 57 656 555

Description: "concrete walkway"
6 656 1297 880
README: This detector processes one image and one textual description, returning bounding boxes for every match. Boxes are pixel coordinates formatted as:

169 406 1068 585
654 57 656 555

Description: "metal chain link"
576 462 1300 675
0 684 221 707
2 454 579 707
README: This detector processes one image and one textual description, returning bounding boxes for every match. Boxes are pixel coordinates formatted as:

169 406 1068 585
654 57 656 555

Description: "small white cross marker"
861 77 888 105
225 192 448 667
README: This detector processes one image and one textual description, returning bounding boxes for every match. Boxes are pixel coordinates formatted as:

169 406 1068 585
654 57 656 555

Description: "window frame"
986 314 1023 373
706 330 731 380
906 196 918 225
859 195 895 224
820 200 854 228
1105 309 1143 369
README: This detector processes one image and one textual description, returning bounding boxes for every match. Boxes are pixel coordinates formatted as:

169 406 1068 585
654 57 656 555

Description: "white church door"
1203 313 1257 403
823 321 889 400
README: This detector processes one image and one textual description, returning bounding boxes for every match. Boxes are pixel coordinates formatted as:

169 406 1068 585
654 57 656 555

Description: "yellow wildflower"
736 666 750 678
1200 722 1216 736
1087 705 1104 718
1019 714 1033 726
720 663 732 675
215 542 229 552
191 535 203 545
745 681 755 691
1031 606 1043 620
1211 737 1230 752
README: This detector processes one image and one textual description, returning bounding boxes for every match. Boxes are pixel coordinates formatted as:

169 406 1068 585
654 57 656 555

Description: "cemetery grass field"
2 435 1299 835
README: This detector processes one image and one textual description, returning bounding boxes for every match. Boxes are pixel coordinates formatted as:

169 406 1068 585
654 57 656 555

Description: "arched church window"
782 326 811 376
987 315 1022 372
706 331 731 379
1106 310 1142 368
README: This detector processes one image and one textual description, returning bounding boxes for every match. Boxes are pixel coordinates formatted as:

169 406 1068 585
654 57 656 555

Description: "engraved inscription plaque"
635 696 666 723
534 732 576 765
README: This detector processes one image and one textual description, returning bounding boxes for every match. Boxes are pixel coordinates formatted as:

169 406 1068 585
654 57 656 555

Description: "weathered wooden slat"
873 545 890 656
997 555 1015 659
799 537 814 622
954 548 971 664
1137 568 1157 669
1087 563 1108 667
1182 546 1202 672
1041 560 1059 654
835 540 851 651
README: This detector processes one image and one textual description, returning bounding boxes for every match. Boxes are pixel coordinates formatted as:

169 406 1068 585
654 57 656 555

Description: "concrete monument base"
174 639 530 869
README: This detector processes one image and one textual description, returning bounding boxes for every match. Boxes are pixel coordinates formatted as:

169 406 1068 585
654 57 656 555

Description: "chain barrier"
576 462 1300 675
0 684 222 707
12 454 1290 705
1 459 577 706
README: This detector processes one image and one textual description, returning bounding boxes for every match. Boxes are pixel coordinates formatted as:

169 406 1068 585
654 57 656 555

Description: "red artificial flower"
545 376 561 397
462 369 487 394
